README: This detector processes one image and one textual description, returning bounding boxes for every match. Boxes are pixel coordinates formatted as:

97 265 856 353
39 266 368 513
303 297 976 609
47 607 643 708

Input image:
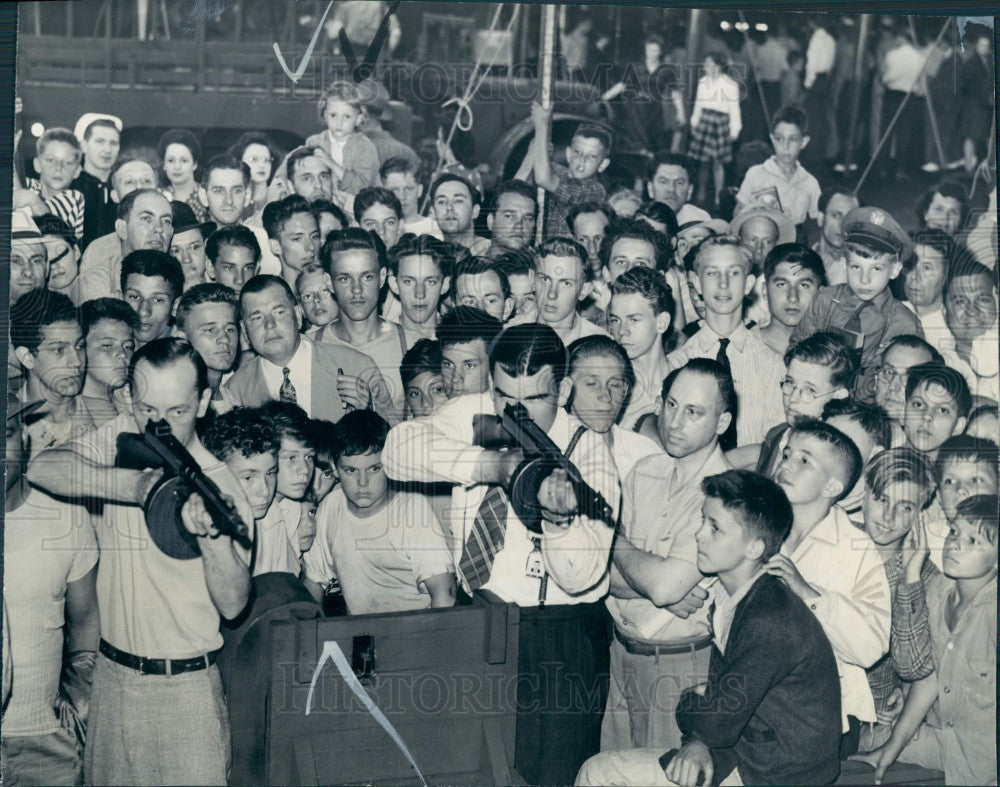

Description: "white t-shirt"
3 489 98 735
303 488 454 615
69 414 253 658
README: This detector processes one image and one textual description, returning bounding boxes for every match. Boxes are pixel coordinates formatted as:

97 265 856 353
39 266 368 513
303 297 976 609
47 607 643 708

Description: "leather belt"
613 627 712 657
99 639 220 676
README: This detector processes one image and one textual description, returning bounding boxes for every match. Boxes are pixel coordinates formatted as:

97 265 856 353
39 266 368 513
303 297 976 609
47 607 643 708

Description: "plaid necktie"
458 486 509 591
279 367 297 404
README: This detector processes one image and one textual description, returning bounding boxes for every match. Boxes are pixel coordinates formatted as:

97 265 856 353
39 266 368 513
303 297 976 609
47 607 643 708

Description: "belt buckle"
137 656 150 676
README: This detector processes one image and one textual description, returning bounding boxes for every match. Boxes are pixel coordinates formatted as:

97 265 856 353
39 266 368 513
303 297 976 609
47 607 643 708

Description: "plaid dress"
687 109 732 163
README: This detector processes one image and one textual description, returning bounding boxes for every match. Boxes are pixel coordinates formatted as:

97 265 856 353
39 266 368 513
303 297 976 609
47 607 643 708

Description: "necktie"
716 337 732 374
279 367 297 404
840 304 867 372
458 486 509 592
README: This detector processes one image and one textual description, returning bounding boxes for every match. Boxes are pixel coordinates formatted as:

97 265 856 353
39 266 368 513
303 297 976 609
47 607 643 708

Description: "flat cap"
842 206 913 260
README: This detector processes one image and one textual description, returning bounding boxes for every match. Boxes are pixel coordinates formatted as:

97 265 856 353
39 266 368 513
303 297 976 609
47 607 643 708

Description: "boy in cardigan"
576 470 842 787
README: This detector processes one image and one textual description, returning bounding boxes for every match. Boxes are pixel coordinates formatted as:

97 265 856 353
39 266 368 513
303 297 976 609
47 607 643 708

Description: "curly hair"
203 406 280 462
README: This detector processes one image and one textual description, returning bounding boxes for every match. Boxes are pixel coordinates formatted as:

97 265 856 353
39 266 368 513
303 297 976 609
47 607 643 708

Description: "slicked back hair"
660 357 737 420
206 225 262 264
320 227 387 273
488 323 569 388
387 233 453 278
263 194 314 240
128 337 209 396
567 334 636 390
763 243 827 285
821 397 893 453
436 305 503 351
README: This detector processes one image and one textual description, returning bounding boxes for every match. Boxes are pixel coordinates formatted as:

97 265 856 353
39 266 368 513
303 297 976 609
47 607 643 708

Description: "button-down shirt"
736 156 821 226
382 392 618 606
903 302 952 349
804 27 836 88
261 336 313 416
781 505 891 729
608 444 731 642
895 569 997 786
665 321 786 446
790 284 924 376
607 425 663 482
543 162 607 241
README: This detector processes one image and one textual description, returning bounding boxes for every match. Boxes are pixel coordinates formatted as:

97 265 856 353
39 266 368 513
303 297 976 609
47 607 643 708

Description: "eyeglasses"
874 364 907 386
779 378 839 404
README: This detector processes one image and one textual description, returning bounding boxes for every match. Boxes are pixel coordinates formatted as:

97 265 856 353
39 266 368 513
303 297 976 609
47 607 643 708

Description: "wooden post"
536 4 556 246
104 0 113 88
686 10 703 73
196 13 206 92
843 14 870 171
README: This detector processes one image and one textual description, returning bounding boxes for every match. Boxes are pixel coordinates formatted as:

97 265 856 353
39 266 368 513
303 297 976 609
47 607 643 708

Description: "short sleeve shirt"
544 163 606 240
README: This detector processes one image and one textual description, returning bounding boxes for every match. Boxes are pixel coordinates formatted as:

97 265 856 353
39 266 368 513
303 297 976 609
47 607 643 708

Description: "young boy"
253 401 316 576
855 448 938 753
665 237 786 445
577 469 842 787
436 306 504 398
608 267 674 431
80 296 139 423
205 224 261 295
319 228 407 411
302 409 456 613
903 229 953 345
737 331 853 476
940 257 999 402
791 206 922 392
855 494 996 786
203 406 280 528
401 339 448 419
492 248 539 325
901 362 971 460
380 157 442 238
925 434 998 571
120 249 185 348
16 127 86 242
535 237 609 345
263 194 321 289
821 397 892 521
735 105 821 230
529 103 609 240
354 186 404 251
296 262 339 334
755 243 826 358
872 335 943 447
769 420 891 745
387 233 452 346
452 255 514 323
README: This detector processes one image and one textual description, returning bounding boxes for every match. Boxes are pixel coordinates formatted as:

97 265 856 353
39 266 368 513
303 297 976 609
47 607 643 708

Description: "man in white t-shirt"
26 338 254 786
2 398 99 786
303 409 456 613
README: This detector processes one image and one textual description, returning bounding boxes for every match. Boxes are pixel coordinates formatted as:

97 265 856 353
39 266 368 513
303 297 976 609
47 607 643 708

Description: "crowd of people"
3 9 998 787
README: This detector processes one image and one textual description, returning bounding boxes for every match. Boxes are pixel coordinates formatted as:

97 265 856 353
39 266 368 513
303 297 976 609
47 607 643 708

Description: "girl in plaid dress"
688 52 742 207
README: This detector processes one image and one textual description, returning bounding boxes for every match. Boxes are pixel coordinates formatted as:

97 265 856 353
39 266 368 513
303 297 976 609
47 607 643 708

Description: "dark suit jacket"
223 335 398 424
676 573 842 786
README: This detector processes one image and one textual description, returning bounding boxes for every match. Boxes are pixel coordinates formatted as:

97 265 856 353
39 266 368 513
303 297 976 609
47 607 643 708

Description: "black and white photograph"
3 2 998 785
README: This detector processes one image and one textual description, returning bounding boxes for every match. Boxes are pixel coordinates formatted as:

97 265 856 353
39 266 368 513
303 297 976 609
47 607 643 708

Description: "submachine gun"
473 402 615 534
116 419 252 560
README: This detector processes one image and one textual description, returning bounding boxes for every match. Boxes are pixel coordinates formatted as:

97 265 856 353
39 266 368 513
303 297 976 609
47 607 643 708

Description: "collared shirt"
316 320 407 410
67 414 253 658
712 568 765 655
261 337 313 416
253 497 301 577
902 302 952 349
607 425 663 482
781 505 891 729
691 73 742 140
736 156 821 226
402 214 443 239
665 321 786 445
895 569 997 786
790 284 924 374
608 444 731 642
78 231 124 302
3 489 98 736
804 27 836 88
382 392 618 607
882 42 927 95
